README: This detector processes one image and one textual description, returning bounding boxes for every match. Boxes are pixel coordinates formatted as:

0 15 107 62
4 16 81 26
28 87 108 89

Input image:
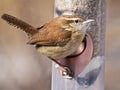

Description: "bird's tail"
1 13 38 36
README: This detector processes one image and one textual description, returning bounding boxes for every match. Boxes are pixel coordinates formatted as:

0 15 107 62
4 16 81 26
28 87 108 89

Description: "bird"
1 13 93 78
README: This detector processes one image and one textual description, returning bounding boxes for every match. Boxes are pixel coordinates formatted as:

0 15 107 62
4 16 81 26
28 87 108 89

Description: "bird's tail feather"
1 13 38 36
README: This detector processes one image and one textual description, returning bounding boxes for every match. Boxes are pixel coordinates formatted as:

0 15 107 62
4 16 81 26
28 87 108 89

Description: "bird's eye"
75 20 79 23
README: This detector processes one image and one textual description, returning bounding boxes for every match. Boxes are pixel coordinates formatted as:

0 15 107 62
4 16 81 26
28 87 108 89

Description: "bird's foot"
55 64 74 79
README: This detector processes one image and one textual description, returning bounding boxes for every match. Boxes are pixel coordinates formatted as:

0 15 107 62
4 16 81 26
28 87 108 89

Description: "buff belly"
36 38 82 59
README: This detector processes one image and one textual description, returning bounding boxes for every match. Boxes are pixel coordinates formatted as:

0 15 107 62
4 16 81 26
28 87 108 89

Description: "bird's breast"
36 30 85 59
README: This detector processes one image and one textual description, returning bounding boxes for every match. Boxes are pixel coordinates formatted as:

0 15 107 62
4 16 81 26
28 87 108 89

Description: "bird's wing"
1 14 38 36
27 26 72 46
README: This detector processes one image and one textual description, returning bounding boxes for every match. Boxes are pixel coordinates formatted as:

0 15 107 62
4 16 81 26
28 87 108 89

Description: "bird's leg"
49 57 74 79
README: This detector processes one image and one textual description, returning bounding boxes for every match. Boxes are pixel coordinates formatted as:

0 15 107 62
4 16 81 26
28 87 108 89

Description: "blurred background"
0 0 119 90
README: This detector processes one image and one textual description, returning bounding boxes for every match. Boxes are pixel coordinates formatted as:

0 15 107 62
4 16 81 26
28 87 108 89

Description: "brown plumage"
27 21 72 46
1 13 93 78
1 14 38 36
1 13 86 60
1 14 73 47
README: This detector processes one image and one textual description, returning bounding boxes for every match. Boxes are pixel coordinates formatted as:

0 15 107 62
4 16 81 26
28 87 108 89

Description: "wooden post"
52 0 106 90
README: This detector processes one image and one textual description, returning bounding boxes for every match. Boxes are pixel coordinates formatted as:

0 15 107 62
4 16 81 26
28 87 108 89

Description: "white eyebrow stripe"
62 17 80 20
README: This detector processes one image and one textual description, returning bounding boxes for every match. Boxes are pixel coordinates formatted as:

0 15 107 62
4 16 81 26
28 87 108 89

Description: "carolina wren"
1 13 93 78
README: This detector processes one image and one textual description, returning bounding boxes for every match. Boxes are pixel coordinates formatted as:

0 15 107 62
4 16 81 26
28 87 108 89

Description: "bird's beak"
82 19 94 24
80 19 94 32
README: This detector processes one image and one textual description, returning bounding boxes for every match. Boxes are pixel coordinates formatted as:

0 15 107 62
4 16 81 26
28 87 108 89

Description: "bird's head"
55 15 94 32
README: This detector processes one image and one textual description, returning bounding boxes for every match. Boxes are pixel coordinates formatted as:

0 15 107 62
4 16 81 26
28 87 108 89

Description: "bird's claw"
55 64 74 79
